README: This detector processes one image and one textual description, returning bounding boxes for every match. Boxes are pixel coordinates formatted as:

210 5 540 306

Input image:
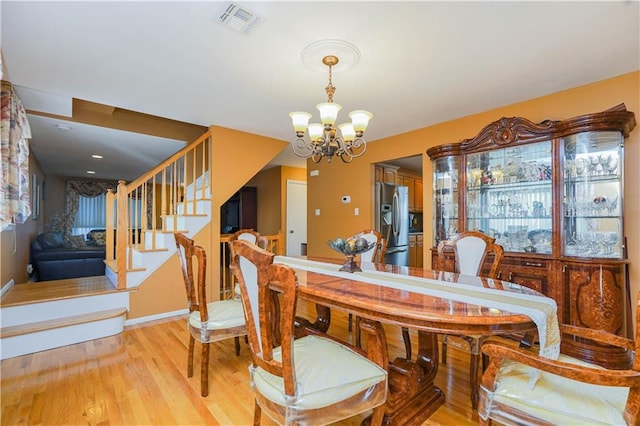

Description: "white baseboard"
1 279 15 298
124 308 187 326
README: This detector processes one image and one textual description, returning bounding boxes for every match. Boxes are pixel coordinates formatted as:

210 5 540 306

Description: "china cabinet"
427 104 636 367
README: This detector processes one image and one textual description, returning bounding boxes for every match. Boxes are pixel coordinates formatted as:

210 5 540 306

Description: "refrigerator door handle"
386 247 408 254
392 190 400 238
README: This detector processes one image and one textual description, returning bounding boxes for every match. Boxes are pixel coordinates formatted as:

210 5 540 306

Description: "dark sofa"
30 231 106 281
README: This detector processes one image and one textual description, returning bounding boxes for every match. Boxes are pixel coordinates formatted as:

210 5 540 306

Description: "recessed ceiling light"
91 154 103 159
86 170 96 174
55 124 72 131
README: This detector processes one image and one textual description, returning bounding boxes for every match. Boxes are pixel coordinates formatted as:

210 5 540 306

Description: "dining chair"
436 230 504 410
230 239 389 426
174 232 247 397
479 294 640 425
230 228 268 250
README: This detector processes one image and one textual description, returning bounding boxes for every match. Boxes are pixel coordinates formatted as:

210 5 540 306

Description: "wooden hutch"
426 104 636 368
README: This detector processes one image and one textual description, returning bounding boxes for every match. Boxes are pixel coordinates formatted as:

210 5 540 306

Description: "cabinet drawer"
497 257 554 297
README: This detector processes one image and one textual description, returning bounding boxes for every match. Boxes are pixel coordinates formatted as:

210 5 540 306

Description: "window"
72 194 144 237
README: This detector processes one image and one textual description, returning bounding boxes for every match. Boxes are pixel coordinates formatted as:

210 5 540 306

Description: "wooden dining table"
274 256 554 426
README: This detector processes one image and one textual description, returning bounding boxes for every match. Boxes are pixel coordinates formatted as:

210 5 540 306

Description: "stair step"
0 308 127 338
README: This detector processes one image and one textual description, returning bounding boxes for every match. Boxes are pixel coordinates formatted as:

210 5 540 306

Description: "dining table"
273 255 560 426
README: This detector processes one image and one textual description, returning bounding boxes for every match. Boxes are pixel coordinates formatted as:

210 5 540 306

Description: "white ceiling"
2 1 639 180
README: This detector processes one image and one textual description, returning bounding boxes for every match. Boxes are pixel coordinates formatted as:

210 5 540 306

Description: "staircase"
1 129 285 360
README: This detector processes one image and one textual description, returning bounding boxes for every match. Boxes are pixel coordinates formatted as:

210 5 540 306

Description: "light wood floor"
1 300 483 425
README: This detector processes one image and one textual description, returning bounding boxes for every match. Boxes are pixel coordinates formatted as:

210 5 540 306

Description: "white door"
286 180 307 256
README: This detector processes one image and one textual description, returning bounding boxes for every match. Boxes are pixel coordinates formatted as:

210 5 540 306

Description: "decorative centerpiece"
327 237 376 273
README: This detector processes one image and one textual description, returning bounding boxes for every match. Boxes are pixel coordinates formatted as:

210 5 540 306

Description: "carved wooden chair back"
479 290 640 425
230 228 268 250
349 228 388 263
230 239 389 426
434 230 505 409
174 232 246 397
437 230 504 279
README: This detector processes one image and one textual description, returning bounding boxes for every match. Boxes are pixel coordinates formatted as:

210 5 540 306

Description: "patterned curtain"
62 180 117 236
0 80 32 228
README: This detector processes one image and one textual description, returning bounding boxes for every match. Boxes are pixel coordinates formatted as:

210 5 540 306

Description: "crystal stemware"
604 155 619 175
605 194 618 215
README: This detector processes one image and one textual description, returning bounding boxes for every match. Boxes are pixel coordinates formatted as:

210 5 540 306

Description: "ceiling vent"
216 2 262 34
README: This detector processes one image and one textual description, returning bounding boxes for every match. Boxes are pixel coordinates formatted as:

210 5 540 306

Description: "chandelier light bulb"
349 110 373 133
316 102 342 126
289 112 312 135
338 123 356 142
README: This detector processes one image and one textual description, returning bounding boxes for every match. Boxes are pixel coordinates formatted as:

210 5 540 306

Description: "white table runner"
275 256 560 363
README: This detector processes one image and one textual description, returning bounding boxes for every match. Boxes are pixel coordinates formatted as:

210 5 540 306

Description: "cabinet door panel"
562 262 626 335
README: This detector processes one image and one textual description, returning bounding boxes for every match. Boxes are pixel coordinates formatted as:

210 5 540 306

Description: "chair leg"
355 316 362 348
441 335 448 364
401 327 411 360
370 403 386 426
201 342 210 397
188 335 195 378
253 400 262 426
470 352 479 410
234 336 241 356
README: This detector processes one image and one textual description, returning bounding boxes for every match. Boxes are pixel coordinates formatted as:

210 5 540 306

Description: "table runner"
275 256 560 365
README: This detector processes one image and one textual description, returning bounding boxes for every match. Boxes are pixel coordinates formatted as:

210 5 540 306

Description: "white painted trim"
0 314 124 360
1 279 15 297
124 308 187 326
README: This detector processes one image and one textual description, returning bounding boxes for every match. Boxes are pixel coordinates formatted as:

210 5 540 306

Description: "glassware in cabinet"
465 141 553 254
432 156 458 246
562 131 624 259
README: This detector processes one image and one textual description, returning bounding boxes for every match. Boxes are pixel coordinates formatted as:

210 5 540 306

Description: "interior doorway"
286 180 307 256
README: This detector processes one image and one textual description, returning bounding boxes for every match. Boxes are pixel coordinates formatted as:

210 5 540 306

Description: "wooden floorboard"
1 298 487 425
0 276 127 307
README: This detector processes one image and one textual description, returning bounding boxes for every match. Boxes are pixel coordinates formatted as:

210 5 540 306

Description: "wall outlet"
354 207 359 216
310 170 319 177
315 208 320 216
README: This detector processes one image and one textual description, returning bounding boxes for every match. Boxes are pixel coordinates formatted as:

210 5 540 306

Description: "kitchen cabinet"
408 233 424 268
375 164 399 184
427 104 636 367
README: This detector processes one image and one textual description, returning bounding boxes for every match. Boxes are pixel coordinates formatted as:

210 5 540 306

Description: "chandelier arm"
292 138 315 158
346 137 367 158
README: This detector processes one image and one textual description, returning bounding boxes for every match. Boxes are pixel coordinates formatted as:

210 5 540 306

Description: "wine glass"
602 232 619 256
588 155 600 176
604 155 619 175
605 194 618 215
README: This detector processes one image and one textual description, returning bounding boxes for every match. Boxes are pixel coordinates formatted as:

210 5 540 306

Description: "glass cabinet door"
562 131 623 259
465 141 553 254
432 156 458 246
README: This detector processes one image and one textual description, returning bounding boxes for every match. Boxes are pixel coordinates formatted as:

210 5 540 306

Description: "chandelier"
289 55 372 163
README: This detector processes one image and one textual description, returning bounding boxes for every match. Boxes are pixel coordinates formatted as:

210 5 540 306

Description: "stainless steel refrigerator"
375 182 409 266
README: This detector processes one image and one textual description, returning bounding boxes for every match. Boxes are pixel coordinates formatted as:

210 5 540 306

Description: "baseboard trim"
1 279 15 298
124 308 187 326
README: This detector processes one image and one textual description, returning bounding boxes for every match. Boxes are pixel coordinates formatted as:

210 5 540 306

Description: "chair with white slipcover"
174 232 246 397
479 292 640 425
230 239 389 426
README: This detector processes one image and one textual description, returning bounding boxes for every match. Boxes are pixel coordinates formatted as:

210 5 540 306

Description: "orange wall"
307 71 640 322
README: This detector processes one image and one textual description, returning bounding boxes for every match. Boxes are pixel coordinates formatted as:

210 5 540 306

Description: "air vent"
216 2 262 34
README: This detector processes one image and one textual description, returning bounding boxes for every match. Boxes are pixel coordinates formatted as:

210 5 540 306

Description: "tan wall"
248 167 282 235
307 71 640 323
128 223 214 319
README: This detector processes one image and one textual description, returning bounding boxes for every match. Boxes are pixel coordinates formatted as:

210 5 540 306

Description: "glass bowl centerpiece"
327 236 376 273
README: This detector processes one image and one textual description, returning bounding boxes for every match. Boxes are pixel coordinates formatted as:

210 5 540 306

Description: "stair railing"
107 130 213 289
